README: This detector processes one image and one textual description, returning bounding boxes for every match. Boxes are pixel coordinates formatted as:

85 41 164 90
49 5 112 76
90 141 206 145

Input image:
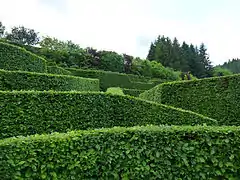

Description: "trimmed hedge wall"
0 91 216 139
47 66 72 75
0 69 99 92
139 85 159 102
66 68 155 91
1 126 240 179
140 75 240 125
123 88 145 97
0 42 47 73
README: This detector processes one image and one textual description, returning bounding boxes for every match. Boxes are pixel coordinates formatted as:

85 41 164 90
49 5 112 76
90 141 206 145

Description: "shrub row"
66 68 156 91
0 42 47 73
0 69 99 92
122 88 145 97
1 125 239 179
140 74 240 125
0 91 216 139
47 66 72 75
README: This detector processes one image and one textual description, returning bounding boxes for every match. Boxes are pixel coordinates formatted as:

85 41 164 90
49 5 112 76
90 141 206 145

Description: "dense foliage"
67 68 156 91
0 91 216 139
140 74 240 125
131 58 181 80
47 66 72 75
39 40 180 80
0 22 182 80
0 42 47 73
98 51 125 73
147 36 213 78
0 69 99 92
122 88 145 97
213 66 233 77
1 126 239 179
5 26 39 45
219 58 240 74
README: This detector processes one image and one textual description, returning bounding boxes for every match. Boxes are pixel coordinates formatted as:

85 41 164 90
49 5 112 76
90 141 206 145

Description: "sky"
0 0 240 65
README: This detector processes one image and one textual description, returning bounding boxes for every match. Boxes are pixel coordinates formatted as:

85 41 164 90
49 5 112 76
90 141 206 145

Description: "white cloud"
1 0 240 65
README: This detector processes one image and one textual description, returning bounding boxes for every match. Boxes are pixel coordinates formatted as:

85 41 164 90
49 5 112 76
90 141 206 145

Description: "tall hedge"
0 42 47 73
0 91 216 139
0 69 99 92
140 74 240 125
67 68 155 91
1 126 240 179
47 66 72 75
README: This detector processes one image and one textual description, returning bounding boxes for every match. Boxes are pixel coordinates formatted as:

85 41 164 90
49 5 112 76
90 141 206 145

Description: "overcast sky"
0 0 240 65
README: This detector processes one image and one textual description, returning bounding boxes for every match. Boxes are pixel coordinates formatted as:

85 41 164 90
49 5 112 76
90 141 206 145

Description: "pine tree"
171 37 182 70
188 44 203 77
0 21 5 38
154 36 165 65
198 43 213 77
180 41 191 72
147 42 156 61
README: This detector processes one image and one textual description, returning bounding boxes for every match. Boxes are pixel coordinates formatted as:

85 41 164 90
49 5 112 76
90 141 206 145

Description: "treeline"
147 36 214 78
0 22 181 81
219 58 240 74
0 21 235 80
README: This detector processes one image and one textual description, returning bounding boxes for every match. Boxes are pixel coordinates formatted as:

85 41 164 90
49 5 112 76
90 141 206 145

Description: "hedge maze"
0 42 240 179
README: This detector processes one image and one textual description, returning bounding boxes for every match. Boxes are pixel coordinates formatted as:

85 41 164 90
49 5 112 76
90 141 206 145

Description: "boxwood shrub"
0 69 99 91
140 74 240 125
0 42 47 73
66 68 155 91
0 91 216 139
1 125 239 179
47 66 72 75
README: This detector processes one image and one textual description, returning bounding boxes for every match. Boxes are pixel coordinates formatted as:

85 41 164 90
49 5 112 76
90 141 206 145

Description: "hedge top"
1 125 239 144
0 91 217 139
0 69 99 91
140 74 240 125
0 42 47 73
1 125 240 179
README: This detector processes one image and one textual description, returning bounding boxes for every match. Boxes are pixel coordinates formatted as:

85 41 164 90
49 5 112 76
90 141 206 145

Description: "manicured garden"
0 42 239 179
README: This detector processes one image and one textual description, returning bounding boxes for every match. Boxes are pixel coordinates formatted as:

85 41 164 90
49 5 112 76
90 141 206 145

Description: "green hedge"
0 91 216 139
139 85 160 102
140 74 240 125
1 125 239 179
0 42 47 73
0 69 99 92
66 68 155 91
47 66 72 75
123 88 145 97
106 87 125 95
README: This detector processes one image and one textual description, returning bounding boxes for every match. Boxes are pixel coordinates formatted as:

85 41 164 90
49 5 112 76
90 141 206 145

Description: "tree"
213 67 233 77
6 26 39 45
147 42 156 61
86 47 101 66
187 44 203 77
99 51 125 73
180 42 191 72
146 35 214 79
171 37 182 70
220 58 240 74
123 54 133 74
198 43 213 77
0 21 5 38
